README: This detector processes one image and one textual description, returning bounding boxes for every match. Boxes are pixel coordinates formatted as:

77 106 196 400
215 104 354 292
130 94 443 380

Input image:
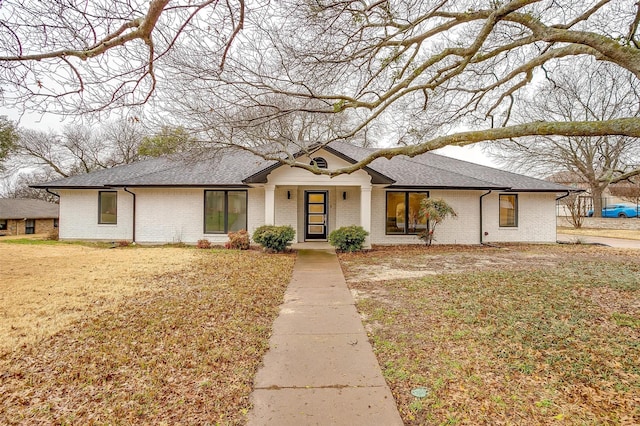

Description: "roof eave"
386 185 511 190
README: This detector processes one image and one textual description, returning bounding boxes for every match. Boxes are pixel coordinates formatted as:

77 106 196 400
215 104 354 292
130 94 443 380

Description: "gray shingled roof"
325 141 571 192
0 199 59 219
33 142 571 192
34 152 274 188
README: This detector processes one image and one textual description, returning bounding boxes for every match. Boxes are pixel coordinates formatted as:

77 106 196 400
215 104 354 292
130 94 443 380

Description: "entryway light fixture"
342 191 347 200
287 190 291 199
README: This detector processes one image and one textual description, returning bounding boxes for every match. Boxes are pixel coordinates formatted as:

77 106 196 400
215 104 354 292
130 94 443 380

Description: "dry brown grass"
0 241 295 424
0 242 197 355
340 245 640 425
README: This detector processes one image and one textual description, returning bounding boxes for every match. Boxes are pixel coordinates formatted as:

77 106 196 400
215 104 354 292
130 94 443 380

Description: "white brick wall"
370 188 481 245
370 189 557 245
335 186 361 229
59 187 268 245
275 186 298 240
247 187 265 234
58 189 133 241
482 192 557 243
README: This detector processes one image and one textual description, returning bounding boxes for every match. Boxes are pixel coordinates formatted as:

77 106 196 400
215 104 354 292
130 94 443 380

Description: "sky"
434 145 497 168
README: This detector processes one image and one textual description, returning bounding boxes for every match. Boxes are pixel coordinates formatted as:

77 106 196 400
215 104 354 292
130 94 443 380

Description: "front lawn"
0 243 295 425
339 245 639 425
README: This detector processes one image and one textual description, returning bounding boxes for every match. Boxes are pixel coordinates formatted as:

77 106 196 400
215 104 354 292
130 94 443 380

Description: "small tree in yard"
418 199 457 246
560 194 590 229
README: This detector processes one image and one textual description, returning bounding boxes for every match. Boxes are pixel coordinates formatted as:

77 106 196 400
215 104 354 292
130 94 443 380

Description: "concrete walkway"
247 249 403 426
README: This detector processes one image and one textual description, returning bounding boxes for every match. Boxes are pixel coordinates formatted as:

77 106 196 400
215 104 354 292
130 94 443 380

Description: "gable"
261 149 374 186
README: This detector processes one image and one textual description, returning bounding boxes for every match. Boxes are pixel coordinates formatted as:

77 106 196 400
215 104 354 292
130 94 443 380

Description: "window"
204 190 247 233
0 219 6 231
99 191 117 224
386 191 429 234
499 194 518 227
25 219 35 234
311 157 328 168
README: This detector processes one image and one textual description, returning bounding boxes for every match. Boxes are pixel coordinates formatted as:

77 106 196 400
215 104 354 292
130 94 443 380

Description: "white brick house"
33 142 571 247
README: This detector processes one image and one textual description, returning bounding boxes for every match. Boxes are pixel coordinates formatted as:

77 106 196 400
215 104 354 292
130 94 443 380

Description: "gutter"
479 190 492 244
123 187 136 244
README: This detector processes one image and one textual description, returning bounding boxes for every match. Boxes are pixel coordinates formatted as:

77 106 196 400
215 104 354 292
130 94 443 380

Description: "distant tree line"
0 117 196 202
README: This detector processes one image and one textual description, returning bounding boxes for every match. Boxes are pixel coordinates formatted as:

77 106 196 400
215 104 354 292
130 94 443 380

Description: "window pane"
227 191 247 232
309 204 324 213
499 194 517 227
308 225 324 234
408 192 428 233
308 215 324 224
386 192 406 234
205 191 225 233
309 193 325 203
0 219 6 230
99 192 117 224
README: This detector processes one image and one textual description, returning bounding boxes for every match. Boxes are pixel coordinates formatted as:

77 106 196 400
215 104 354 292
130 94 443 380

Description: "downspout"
555 191 571 203
555 191 571 236
123 187 136 244
479 190 492 245
46 189 60 199
46 189 61 234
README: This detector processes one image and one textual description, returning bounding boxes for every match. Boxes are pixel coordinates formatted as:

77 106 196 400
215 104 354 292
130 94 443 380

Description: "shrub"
328 225 369 252
196 239 211 249
252 225 295 252
418 198 457 246
225 230 250 250
117 240 131 248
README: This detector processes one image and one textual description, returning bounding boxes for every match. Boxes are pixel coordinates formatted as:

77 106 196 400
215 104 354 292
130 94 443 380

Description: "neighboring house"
0 198 59 236
32 142 571 247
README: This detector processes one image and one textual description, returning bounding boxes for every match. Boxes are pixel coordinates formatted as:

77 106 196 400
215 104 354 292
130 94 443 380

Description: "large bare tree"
2 0 640 174
491 60 640 216
2 120 146 199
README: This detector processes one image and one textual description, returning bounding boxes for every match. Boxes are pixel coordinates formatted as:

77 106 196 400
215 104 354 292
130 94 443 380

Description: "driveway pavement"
557 233 640 248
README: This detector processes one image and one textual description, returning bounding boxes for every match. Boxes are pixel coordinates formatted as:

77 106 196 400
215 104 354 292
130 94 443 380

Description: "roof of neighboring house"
0 198 59 219
32 142 572 193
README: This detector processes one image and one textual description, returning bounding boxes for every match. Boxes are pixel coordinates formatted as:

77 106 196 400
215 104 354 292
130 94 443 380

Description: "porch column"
360 185 372 248
265 184 276 225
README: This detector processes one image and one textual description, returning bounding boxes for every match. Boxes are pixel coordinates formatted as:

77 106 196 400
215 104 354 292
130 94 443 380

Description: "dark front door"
305 191 328 240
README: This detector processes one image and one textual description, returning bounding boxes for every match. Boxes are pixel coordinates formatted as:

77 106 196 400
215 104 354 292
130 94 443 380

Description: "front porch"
262 185 372 246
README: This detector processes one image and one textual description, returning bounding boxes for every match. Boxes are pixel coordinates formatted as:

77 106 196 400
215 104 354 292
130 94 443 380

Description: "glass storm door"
305 191 328 240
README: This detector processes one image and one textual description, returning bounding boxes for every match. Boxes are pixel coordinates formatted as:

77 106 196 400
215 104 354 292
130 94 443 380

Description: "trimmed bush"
252 225 295 252
196 239 211 249
328 225 369 252
225 230 250 250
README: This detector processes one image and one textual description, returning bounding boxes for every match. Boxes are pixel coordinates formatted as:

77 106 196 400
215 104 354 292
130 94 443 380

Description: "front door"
305 191 328 240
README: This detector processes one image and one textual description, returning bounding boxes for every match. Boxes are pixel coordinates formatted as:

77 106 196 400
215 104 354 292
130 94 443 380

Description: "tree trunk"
591 186 604 218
